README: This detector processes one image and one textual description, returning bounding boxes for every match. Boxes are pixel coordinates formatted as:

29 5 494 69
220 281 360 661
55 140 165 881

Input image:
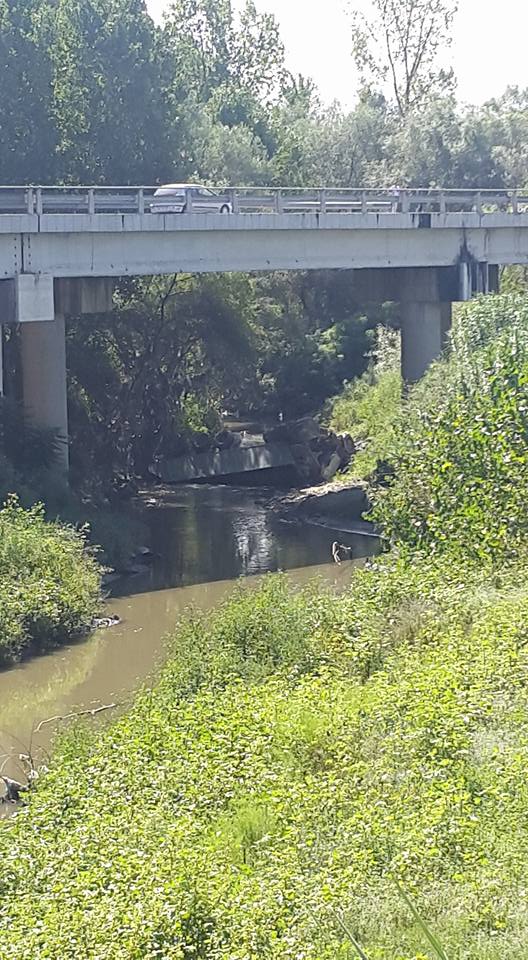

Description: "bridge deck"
0 183 527 278
0 210 527 234
0 211 526 279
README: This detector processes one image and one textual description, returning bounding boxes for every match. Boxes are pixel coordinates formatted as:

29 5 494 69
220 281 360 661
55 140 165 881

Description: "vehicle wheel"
220 204 231 213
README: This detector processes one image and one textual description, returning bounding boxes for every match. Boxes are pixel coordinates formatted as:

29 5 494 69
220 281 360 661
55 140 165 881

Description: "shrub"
0 496 101 662
372 294 528 560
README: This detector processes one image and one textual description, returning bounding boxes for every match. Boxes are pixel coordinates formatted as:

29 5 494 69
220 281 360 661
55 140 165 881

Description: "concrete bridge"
1 184 528 470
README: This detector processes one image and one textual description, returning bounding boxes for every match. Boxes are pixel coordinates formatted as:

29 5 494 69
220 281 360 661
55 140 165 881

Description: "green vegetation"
0 496 101 664
372 294 528 561
2 1 528 955
1 0 525 191
65 272 392 478
2 564 528 957
2 294 528 956
329 326 402 480
0 397 147 570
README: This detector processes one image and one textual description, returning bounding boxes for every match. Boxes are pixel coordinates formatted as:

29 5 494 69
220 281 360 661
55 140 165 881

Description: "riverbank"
0 484 378 795
0 497 101 666
2 556 528 957
269 476 375 535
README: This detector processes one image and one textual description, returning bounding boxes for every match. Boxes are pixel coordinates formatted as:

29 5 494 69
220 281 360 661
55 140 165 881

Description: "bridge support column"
399 268 452 383
17 277 113 473
20 313 69 471
401 301 452 382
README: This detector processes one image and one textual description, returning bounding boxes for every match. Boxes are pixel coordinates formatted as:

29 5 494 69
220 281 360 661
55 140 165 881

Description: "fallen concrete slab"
151 442 297 483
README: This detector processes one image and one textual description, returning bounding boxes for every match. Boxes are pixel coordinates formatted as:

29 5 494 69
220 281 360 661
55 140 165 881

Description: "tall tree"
166 0 287 103
350 0 458 116
483 87 528 187
0 0 58 182
46 0 181 183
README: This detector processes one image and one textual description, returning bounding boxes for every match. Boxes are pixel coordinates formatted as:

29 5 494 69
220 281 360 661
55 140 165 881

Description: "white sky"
146 0 528 108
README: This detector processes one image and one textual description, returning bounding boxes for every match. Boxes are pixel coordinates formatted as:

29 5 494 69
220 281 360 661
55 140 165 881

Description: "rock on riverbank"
269 478 376 537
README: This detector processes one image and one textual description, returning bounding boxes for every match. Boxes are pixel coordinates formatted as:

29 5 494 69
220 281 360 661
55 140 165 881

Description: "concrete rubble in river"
151 418 355 484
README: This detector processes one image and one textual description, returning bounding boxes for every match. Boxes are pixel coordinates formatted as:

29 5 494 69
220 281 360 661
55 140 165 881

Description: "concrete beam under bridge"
54 277 114 316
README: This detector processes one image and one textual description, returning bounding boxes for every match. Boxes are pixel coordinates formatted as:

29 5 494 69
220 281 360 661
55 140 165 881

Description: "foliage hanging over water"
0 496 101 663
65 272 392 477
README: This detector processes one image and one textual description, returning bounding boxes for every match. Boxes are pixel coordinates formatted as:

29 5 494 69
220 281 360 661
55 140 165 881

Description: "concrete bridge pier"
1 275 113 472
401 301 452 382
20 313 69 468
399 268 453 383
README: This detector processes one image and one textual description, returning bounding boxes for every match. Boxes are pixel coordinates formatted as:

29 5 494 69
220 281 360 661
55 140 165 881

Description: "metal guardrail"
0 185 527 215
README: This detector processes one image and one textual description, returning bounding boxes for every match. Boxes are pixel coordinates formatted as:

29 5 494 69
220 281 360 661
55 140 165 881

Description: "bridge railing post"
184 188 193 212
274 190 283 214
35 188 43 216
361 191 367 214
400 189 410 213
319 189 327 213
137 188 145 215
512 191 519 214
228 189 239 213
88 189 95 214
26 187 34 214
439 192 446 214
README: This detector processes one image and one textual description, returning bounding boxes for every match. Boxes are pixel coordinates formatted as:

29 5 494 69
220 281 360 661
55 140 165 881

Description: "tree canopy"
1 0 528 481
350 0 458 116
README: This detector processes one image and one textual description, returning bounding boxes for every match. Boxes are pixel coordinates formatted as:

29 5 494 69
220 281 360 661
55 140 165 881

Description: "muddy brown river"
0 485 379 798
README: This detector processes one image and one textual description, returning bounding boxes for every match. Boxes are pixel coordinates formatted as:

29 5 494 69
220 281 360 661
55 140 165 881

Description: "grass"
0 495 101 663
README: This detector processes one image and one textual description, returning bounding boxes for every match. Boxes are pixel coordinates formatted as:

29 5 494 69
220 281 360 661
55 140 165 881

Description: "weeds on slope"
2 563 528 958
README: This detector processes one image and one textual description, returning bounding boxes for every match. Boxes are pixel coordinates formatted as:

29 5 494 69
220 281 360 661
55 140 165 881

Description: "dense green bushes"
0 497 101 663
329 295 528 559
2 567 528 958
373 294 528 559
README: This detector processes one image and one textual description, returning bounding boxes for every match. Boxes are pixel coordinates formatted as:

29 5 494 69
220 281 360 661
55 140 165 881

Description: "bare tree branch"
350 0 457 115
35 703 117 732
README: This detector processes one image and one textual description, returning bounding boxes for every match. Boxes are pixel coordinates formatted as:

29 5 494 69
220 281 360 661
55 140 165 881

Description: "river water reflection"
0 484 379 792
